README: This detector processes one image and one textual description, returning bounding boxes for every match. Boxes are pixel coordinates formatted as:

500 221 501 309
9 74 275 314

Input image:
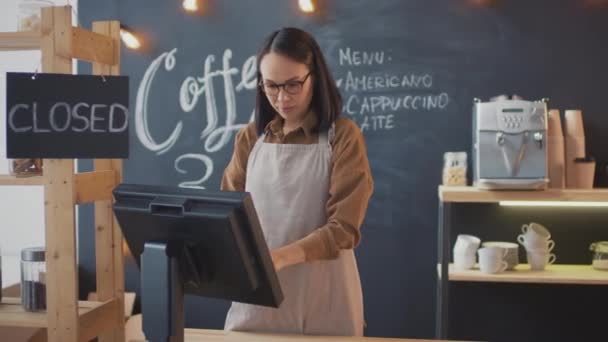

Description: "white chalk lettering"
344 71 433 92
90 104 107 133
136 48 183 155
109 104 129 133
72 103 90 132
175 153 214 189
8 101 129 133
339 47 385 66
49 102 71 132
8 104 31 132
345 93 450 115
135 48 258 189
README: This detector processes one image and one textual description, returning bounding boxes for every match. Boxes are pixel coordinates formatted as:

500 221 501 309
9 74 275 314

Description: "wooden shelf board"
0 31 41 50
0 175 45 186
0 297 117 330
443 263 608 285
439 185 608 203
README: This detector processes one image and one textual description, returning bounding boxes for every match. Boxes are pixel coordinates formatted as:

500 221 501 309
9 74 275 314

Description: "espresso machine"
472 97 549 190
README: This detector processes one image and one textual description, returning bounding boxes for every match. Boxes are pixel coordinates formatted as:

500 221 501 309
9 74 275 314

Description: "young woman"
221 27 373 336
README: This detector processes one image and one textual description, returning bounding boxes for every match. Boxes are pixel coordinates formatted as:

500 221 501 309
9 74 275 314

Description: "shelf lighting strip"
499 201 608 207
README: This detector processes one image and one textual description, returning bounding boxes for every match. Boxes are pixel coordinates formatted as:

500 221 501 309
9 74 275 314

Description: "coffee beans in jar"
20 247 46 311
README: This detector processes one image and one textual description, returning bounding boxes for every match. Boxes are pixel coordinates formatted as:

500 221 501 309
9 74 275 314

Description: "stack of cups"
453 234 481 270
547 109 565 188
477 246 509 274
517 222 556 271
563 110 586 188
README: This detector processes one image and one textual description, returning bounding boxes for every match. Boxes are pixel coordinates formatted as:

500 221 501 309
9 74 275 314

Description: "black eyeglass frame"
259 72 312 96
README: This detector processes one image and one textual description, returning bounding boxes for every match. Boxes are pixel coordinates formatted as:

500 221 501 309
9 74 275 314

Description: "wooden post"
41 6 79 342
92 21 126 342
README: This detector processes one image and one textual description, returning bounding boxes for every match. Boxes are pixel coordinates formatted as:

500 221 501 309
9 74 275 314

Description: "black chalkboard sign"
6 72 129 158
77 0 608 339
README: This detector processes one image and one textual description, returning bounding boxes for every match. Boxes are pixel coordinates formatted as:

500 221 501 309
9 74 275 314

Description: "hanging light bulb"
298 0 315 13
119 26 142 50
183 0 199 12
468 0 495 7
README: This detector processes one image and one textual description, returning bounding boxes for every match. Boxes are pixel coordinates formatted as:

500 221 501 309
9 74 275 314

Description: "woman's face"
259 52 314 125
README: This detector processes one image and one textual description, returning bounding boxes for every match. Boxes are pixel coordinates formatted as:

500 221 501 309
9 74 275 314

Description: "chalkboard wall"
78 1 608 340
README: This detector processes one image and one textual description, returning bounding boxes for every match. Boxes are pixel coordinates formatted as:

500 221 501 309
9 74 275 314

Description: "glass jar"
17 0 54 32
21 247 46 311
442 152 468 186
590 241 608 271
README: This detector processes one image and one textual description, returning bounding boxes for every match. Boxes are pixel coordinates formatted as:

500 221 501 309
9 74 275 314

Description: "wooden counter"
126 313 472 342
177 329 472 341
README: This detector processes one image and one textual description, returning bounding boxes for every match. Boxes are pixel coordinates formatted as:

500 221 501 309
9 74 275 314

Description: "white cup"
527 250 557 271
519 223 552 249
521 222 551 240
454 234 481 254
477 247 508 274
482 241 519 270
517 235 555 252
454 250 476 270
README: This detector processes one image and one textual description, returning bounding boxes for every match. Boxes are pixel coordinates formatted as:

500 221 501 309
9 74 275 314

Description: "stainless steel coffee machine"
472 97 549 190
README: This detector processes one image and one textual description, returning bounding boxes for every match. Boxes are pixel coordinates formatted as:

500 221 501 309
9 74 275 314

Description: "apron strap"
318 123 335 150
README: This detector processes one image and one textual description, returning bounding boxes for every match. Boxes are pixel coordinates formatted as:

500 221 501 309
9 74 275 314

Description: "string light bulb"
183 0 199 12
298 0 315 13
119 26 142 50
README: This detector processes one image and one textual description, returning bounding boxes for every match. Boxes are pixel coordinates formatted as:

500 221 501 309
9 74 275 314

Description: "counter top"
176 329 472 342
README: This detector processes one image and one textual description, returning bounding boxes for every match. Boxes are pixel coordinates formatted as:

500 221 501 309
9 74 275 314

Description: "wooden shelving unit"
435 185 608 339
0 6 125 342
439 264 608 285
0 297 121 341
439 185 608 203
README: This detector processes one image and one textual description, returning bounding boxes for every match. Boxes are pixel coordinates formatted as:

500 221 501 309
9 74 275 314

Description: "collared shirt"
220 114 374 261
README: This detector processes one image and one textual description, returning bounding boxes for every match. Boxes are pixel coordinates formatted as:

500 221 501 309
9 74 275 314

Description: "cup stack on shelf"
452 222 559 274
517 222 556 271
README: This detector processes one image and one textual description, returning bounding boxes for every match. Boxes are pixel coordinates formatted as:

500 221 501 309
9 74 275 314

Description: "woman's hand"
271 243 306 271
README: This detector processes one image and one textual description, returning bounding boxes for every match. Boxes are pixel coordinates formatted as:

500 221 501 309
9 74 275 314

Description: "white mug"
527 250 557 271
521 222 551 240
454 234 481 254
454 250 476 270
477 247 508 274
482 241 519 270
518 235 555 252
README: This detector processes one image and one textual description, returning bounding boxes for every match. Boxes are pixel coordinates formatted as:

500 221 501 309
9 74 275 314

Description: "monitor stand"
141 241 185 342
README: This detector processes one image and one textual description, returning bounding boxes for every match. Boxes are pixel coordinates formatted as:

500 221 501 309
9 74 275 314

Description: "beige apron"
224 125 364 336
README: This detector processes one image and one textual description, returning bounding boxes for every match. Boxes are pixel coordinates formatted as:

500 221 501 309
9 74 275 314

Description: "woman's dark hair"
255 27 342 135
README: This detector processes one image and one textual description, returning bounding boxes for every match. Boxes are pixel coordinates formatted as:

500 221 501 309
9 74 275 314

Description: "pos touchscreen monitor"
112 183 283 342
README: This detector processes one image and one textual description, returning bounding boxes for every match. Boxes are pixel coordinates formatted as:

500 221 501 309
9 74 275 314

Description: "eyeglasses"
259 72 312 96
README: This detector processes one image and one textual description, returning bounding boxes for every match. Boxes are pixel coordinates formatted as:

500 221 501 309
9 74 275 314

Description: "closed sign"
6 72 129 158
